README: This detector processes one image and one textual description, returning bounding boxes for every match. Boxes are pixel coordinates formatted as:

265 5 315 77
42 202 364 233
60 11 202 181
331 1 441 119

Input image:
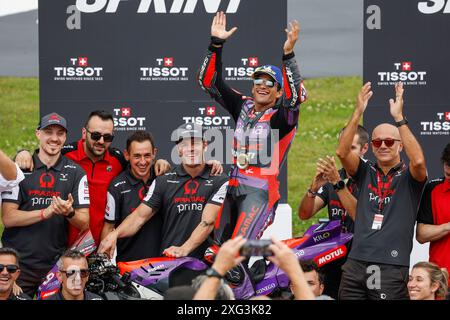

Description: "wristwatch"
206 267 223 279
66 209 76 219
333 180 346 191
395 117 408 127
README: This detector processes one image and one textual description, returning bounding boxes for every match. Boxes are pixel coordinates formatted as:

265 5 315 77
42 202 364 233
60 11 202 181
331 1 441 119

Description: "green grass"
0 76 362 237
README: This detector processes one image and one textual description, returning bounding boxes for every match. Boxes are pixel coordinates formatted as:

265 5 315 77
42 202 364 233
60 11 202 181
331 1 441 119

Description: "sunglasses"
253 78 276 88
0 264 19 274
60 269 90 278
371 138 401 148
85 128 114 142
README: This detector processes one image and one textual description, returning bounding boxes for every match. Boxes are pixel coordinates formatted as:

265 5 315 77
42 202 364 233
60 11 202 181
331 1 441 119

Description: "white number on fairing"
42 272 56 286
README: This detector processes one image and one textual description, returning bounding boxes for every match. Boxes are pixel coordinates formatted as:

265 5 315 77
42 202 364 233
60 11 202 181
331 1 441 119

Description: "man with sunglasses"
336 82 427 300
47 249 102 300
1 113 90 298
416 143 450 285
197 12 307 285
0 247 30 300
15 110 171 247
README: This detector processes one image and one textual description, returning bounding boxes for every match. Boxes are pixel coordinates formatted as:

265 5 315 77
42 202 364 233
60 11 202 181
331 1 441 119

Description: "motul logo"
314 245 347 267
76 0 241 14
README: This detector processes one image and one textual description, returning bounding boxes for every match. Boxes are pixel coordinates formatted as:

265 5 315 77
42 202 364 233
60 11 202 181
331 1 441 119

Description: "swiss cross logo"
164 57 174 67
206 106 216 116
402 62 412 71
121 108 131 117
78 57 88 67
445 112 450 121
249 57 259 67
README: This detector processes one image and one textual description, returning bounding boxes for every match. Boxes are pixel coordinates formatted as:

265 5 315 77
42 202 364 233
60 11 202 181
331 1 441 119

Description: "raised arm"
336 82 373 176
389 82 427 182
197 11 244 121
274 21 307 127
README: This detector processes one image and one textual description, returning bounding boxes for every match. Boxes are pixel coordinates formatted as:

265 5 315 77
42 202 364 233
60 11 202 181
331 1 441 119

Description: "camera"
239 239 273 258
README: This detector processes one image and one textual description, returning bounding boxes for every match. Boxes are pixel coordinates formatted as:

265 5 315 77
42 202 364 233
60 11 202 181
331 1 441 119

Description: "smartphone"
239 239 273 258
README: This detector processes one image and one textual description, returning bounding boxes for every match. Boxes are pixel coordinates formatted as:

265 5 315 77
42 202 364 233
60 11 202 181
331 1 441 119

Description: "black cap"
38 112 68 131
173 123 204 144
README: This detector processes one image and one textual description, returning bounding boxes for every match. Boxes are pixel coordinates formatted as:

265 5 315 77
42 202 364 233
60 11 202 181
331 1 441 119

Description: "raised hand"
389 82 404 121
283 20 300 55
211 11 238 41
355 82 373 115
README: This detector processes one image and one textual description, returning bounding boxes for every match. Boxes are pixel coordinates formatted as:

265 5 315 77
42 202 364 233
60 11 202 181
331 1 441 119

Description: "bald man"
335 82 427 300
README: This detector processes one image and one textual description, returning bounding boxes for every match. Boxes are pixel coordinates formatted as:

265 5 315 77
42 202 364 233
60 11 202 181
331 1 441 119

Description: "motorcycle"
117 219 353 300
37 219 352 300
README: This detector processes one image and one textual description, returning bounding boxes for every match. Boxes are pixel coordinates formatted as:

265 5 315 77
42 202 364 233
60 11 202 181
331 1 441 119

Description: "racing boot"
204 244 220 265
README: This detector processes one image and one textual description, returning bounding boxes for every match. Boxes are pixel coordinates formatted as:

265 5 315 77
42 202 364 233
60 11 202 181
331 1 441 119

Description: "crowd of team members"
1 12 450 301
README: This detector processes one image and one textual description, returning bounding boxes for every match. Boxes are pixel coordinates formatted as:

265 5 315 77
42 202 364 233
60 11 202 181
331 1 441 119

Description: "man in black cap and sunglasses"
336 82 427 300
0 247 30 300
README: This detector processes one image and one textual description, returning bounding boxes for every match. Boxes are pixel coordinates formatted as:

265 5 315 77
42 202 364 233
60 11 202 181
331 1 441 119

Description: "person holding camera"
194 236 315 300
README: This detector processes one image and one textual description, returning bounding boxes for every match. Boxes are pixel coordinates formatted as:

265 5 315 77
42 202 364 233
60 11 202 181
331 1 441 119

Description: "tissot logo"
182 105 231 129
113 107 147 131
377 62 427 86
54 57 103 81
140 57 189 82
225 57 259 81
420 112 450 136
76 0 241 14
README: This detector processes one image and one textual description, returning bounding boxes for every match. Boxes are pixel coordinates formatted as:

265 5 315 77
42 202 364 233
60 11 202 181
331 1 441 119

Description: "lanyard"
376 170 393 215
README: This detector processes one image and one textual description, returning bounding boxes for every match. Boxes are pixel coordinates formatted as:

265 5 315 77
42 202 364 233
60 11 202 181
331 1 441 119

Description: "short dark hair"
126 131 156 152
0 247 20 264
300 260 325 285
339 125 369 147
84 110 114 129
441 143 450 166
356 125 369 147
58 249 86 269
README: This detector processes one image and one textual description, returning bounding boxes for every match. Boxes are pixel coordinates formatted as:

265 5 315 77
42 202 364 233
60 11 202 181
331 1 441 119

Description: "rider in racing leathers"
197 12 307 282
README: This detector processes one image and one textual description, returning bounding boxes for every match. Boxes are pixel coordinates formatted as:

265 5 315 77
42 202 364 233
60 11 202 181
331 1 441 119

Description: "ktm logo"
76 0 241 14
184 179 200 195
39 173 55 189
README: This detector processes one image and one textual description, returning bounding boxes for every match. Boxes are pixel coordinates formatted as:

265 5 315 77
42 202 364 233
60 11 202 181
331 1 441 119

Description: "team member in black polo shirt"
1 113 90 298
298 125 370 231
99 123 228 260
298 126 369 299
101 131 163 262
336 82 427 300
416 143 450 283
